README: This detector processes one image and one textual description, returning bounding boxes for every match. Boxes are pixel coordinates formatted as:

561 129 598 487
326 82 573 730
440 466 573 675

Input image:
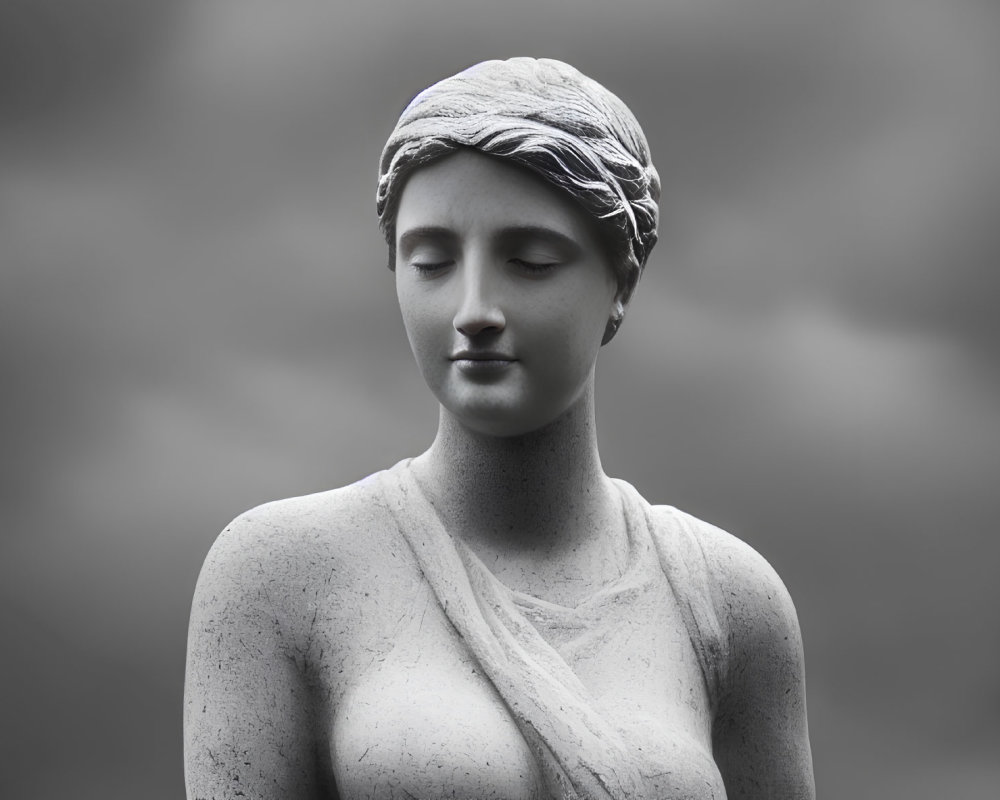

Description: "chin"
436 381 589 439
451 411 547 439
444 397 576 439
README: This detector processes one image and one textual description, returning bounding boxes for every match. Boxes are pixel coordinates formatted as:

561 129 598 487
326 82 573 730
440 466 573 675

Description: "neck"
410 383 617 557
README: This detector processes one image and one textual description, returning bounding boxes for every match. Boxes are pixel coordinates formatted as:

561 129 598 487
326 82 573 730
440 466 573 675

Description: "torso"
280 476 727 799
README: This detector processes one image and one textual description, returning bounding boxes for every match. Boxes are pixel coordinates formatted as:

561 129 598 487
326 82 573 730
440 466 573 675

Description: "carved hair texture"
377 57 660 301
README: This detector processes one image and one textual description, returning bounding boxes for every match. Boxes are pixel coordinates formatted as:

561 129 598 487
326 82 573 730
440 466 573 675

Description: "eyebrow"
397 224 582 256
397 226 458 254
493 226 582 255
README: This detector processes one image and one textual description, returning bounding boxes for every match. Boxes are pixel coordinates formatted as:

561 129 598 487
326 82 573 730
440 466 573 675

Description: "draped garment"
376 460 728 800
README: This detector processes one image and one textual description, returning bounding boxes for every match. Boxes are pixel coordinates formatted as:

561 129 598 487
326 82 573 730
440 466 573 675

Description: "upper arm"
706 531 815 800
183 511 326 800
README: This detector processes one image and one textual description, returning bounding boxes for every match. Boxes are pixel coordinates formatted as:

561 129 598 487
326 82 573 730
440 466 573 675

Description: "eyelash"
510 258 558 275
408 259 559 276
409 261 453 275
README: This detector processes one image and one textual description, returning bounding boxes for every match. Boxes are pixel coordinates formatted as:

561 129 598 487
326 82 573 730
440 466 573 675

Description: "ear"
601 294 627 346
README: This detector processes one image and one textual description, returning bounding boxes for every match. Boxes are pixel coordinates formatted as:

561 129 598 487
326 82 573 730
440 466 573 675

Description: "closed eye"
510 258 559 275
409 260 454 275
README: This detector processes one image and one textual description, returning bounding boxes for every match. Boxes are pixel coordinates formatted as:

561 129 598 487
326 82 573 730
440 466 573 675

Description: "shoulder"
645 503 808 715
207 473 391 562
201 475 385 574
191 471 403 638
650 504 802 651
651 505 814 798
185 477 398 799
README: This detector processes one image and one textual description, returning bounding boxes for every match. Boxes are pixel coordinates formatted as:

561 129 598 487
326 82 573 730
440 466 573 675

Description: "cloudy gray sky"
2 1 998 797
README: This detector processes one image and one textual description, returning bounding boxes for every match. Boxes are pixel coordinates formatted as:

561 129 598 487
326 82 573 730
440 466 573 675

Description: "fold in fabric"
377 460 726 799
630 485 728 715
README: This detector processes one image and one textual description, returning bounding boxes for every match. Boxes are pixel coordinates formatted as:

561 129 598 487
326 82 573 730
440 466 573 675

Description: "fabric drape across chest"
375 460 728 800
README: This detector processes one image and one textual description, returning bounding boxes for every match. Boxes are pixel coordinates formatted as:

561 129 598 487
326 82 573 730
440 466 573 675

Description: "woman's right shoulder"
184 472 410 798
194 470 401 610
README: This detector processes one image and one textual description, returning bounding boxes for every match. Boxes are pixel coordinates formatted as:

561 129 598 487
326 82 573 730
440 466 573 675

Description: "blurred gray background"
2 1 998 797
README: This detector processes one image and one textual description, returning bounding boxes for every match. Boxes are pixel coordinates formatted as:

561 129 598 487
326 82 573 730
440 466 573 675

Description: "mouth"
450 350 516 362
449 350 517 373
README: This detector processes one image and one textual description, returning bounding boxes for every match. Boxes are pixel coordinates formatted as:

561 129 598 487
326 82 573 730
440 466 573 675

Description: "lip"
450 350 516 362
449 350 517 374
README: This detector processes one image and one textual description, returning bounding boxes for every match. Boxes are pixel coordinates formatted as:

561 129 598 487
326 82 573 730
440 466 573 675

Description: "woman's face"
394 150 620 438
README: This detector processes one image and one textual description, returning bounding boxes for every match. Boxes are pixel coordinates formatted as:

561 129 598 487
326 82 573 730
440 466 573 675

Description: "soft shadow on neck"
408 383 624 565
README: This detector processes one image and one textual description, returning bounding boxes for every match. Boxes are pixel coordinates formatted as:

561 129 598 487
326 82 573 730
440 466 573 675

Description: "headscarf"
376 58 660 300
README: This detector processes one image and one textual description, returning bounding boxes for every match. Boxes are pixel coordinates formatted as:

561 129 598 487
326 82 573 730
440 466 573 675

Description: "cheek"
552 282 614 349
397 282 425 333
560 296 614 375
527 303 606 385
397 286 448 365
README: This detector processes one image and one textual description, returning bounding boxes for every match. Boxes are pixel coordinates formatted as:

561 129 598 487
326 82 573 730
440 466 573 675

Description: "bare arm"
708 532 816 800
183 512 327 800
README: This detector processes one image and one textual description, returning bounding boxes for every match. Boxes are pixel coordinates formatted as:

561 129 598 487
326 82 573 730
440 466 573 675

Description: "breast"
331 660 726 800
616 712 728 799
326 603 727 800
331 641 550 800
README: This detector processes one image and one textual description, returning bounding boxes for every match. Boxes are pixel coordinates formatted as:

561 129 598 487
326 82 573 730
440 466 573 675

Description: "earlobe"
601 299 626 346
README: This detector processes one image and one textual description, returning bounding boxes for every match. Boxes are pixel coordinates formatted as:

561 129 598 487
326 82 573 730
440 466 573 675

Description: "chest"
321 578 725 800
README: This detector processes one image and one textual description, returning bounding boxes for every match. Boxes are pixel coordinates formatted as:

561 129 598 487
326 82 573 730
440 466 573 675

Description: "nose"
453 257 505 337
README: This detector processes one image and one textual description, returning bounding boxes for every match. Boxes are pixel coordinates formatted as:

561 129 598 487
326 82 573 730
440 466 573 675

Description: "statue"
184 57 815 799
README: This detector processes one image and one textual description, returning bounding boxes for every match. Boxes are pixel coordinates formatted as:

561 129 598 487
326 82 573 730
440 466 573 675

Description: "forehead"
395 150 599 245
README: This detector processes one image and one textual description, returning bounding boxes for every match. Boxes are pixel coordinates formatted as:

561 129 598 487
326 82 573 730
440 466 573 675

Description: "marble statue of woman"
184 57 815 800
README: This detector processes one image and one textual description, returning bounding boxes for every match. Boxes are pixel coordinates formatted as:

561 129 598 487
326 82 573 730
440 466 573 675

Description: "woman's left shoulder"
651 505 815 797
651 504 802 638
